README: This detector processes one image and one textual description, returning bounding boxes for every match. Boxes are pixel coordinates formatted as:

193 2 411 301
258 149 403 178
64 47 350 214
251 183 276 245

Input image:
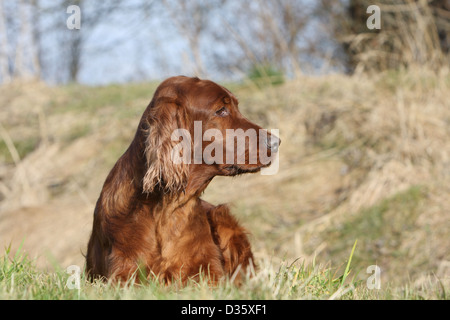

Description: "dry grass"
336 0 450 73
0 68 449 295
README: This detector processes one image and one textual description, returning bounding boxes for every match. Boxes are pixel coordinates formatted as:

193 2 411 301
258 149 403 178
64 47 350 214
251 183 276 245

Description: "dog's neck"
152 165 216 212
100 136 218 218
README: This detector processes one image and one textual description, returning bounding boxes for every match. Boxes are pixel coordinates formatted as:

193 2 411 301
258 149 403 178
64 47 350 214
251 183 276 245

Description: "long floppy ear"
142 96 190 194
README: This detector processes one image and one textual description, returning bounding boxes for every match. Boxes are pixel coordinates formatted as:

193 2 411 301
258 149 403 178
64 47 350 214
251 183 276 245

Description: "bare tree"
254 0 307 74
317 0 450 73
14 0 36 79
162 0 227 77
0 0 10 83
209 0 314 79
30 0 42 78
0 0 43 83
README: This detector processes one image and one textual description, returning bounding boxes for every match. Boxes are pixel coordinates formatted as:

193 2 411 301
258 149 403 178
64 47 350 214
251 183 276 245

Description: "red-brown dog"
86 76 279 284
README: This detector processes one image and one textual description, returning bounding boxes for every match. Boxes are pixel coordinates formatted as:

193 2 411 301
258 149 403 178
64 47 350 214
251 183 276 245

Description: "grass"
1 242 443 300
0 68 448 300
318 186 431 285
0 137 40 164
55 82 158 115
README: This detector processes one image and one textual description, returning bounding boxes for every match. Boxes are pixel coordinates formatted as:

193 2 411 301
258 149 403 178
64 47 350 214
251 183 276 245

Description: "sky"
58 1 331 85
2 0 339 85
67 2 188 84
66 1 228 85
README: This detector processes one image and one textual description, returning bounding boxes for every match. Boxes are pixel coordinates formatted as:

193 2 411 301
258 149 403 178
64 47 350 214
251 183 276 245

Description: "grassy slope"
0 69 449 299
0 243 444 299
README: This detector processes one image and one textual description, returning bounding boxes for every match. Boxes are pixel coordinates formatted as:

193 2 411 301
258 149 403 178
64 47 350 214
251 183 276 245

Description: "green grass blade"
340 239 357 288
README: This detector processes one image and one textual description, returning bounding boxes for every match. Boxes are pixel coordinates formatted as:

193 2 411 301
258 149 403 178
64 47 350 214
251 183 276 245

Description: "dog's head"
141 76 280 194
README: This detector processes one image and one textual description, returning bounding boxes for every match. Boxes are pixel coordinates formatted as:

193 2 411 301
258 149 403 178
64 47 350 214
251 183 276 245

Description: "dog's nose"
267 134 280 153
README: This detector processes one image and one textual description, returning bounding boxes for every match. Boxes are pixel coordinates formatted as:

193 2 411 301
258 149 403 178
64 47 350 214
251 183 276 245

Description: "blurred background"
0 0 449 290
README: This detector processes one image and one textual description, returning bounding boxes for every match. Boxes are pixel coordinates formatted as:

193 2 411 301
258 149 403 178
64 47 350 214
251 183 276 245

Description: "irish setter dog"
86 76 280 284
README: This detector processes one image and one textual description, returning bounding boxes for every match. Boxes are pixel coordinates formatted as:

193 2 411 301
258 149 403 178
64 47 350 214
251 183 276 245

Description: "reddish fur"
86 76 278 284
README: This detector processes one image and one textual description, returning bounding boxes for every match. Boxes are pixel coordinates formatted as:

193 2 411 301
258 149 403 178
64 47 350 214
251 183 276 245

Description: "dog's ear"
142 96 190 194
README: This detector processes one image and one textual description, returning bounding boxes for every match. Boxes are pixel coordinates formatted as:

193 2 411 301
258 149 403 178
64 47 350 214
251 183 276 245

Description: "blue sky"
28 1 338 85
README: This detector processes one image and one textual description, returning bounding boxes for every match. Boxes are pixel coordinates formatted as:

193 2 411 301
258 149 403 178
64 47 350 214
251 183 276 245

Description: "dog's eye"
215 106 229 117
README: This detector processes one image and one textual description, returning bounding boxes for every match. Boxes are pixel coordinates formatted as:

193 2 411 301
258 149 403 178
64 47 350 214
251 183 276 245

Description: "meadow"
0 68 448 299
